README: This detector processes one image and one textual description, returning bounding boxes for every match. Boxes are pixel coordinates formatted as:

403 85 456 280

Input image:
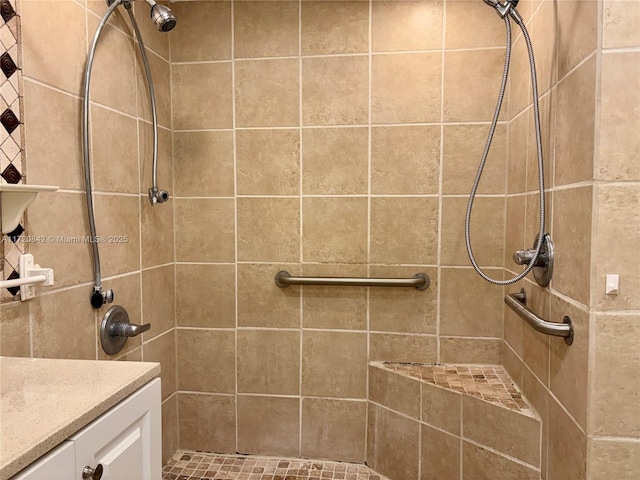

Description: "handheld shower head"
147 0 176 32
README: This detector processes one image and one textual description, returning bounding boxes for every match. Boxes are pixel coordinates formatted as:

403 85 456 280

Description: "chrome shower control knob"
513 249 535 265
82 464 103 480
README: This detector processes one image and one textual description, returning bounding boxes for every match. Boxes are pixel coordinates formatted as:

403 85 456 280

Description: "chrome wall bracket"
100 305 151 355
513 233 554 287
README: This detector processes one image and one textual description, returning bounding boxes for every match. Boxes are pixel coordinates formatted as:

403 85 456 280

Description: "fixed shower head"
147 0 176 32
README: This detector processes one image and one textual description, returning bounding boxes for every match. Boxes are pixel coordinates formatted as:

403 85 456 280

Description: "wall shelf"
0 183 59 233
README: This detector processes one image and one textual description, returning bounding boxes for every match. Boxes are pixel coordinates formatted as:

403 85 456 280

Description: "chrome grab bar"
275 271 430 290
504 288 573 345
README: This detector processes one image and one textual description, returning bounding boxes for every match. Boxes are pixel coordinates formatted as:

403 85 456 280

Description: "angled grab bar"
275 271 430 290
505 288 573 345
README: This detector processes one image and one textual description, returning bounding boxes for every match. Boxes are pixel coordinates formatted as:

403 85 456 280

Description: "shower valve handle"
513 249 545 266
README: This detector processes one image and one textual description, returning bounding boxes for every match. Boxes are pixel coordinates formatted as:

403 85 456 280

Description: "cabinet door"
11 441 75 480
70 379 161 480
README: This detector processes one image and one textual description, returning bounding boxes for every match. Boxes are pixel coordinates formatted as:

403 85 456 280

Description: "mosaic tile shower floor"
163 451 387 480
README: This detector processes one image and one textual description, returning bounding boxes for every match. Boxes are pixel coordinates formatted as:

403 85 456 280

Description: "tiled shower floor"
163 451 386 480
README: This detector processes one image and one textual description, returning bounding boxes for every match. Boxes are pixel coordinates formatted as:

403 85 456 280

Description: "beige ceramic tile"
170 1 231 62
93 194 140 277
527 90 555 193
143 329 176 401
552 186 592 305
302 197 368 263
302 127 368 195
301 398 366 463
178 393 236 453
21 0 86 96
136 48 172 129
176 264 235 328
27 192 93 289
369 265 437 335
505 196 526 270
440 268 504 337
369 333 438 363
31 287 96 359
174 131 235 197
598 52 640 182
520 284 551 386
172 62 233 130
141 265 175 339
591 313 640 437
302 330 367 398
422 382 462 435
132 1 170 60
444 49 508 122
462 441 540 480
234 1 298 58
237 129 300 195
367 404 377 468
507 111 528 194
603 0 640 48
440 337 502 364
557 0 597 79
547 397 587 480
370 197 439 264
237 396 300 456
441 197 505 267
175 199 235 262
594 184 640 310
463 395 541 467
509 35 532 121
161 396 178 465
139 122 172 197
442 124 506 195
589 438 640 480
177 329 235 393
372 407 420 480
554 55 596 186
0 301 30 357
236 59 299 127
237 329 300 395
23 81 83 190
237 197 300 262
237 263 301 328
302 1 368 55
302 56 368 126
445 0 504 49
372 126 440 195
141 195 174 269
372 52 441 124
373 1 443 52
369 364 420 419
91 105 139 194
530 0 558 95
421 425 460 480
302 264 368 330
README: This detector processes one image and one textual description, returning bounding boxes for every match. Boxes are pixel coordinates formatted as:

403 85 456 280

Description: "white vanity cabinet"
12 379 161 480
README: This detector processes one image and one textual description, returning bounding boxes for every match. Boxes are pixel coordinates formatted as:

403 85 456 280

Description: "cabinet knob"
82 464 103 480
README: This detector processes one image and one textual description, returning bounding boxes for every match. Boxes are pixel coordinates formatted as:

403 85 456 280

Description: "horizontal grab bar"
275 271 430 290
0 274 48 290
505 289 573 345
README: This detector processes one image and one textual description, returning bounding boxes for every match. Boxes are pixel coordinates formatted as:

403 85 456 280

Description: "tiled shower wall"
0 0 179 464
503 0 640 479
170 0 511 461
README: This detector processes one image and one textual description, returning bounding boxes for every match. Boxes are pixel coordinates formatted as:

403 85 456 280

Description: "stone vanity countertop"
0 356 161 479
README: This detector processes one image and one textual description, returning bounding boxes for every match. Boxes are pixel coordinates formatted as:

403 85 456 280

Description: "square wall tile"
237 197 300 262
372 52 441 124
302 398 366 463
136 49 172 129
373 0 443 52
142 330 176 401
142 265 175 339
139 123 173 197
372 407 420 480
422 382 462 435
302 330 367 398
237 329 300 395
371 126 440 195
178 393 236 454
236 58 300 127
369 333 437 363
548 396 587 480
302 1 368 55
176 264 235 328
0 301 29 357
445 0 504 49
234 1 299 58
237 129 300 195
462 441 539 480
369 365 420 419
177 329 235 393
141 196 174 269
370 197 439 264
302 127 368 195
603 0 640 48
171 1 231 62
174 131 235 197
302 197 368 263
302 56 368 126
172 63 233 130
237 396 300 457
440 337 502 364
422 426 460 480
557 0 597 78
589 439 640 480
161 396 178 465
